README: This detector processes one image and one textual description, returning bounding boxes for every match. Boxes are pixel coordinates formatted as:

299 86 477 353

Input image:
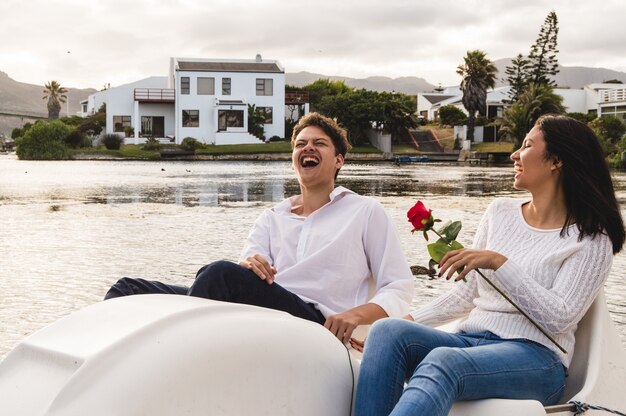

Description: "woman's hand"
438 249 507 281
239 254 277 284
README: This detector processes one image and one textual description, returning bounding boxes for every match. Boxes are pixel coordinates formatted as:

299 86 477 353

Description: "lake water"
1 154 625 360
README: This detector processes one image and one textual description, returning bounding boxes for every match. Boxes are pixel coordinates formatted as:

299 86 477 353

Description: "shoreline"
71 151 393 162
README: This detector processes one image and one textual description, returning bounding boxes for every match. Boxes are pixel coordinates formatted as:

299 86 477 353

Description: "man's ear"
335 154 345 169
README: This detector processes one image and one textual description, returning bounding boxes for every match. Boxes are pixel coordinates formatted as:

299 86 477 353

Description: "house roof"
421 94 456 105
177 61 283 73
431 86 513 109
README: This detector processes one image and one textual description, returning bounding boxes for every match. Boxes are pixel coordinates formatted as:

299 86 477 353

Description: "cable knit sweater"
409 198 614 367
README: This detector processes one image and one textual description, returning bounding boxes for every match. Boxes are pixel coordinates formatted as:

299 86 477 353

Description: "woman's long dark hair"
537 114 625 253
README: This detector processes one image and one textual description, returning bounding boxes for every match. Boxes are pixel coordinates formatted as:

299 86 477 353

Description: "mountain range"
286 59 626 94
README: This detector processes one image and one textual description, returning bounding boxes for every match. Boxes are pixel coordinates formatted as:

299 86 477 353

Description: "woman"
353 115 625 416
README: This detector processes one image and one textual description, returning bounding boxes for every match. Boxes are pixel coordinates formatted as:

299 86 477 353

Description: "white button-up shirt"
240 187 413 318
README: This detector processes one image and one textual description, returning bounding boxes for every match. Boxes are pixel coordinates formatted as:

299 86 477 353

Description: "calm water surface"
1 155 625 360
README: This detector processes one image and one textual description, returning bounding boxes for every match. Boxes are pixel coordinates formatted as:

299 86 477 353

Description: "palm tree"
43 80 68 120
499 83 565 147
456 50 497 142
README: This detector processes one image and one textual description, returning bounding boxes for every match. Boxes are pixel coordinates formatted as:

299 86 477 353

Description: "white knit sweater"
409 197 614 367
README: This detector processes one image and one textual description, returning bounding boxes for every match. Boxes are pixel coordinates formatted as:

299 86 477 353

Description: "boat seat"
349 289 626 416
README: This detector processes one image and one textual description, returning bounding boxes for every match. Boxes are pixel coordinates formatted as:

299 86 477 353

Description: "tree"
456 50 497 142
378 91 418 142
43 80 68 120
316 89 417 145
302 79 352 111
504 54 531 101
499 83 565 146
527 11 559 87
603 79 624 84
590 116 626 144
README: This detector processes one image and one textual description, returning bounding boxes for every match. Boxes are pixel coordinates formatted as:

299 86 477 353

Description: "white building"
419 83 626 142
84 56 286 145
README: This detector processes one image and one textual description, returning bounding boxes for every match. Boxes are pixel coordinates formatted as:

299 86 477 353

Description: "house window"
182 110 199 127
258 106 273 124
181 77 190 95
256 78 273 96
218 109 244 131
222 78 231 95
197 77 215 95
113 115 131 133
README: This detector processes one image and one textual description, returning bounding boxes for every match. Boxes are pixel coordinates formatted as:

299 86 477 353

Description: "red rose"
407 200 433 232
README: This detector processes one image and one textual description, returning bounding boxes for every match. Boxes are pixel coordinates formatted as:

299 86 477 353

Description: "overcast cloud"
1 0 625 89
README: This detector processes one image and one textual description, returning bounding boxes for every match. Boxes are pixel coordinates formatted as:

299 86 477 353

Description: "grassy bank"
72 142 388 160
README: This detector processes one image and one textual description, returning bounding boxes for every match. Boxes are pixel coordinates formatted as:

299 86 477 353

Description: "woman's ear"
551 157 563 171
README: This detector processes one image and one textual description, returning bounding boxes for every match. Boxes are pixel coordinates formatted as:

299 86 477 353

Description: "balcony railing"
285 90 309 104
134 88 175 103
600 88 626 103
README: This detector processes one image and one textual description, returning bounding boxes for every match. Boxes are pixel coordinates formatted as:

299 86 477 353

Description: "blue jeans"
104 260 326 324
355 319 566 416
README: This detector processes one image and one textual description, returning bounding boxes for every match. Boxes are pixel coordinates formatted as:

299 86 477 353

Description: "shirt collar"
273 186 354 214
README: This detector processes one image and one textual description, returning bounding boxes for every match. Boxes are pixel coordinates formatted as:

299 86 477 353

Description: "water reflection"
75 163 525 207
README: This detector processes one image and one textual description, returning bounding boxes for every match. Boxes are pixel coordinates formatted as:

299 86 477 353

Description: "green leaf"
423 230 429 241
427 241 452 263
439 221 462 242
450 240 464 250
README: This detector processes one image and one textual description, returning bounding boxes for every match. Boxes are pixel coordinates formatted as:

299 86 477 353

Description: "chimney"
255 54 262 62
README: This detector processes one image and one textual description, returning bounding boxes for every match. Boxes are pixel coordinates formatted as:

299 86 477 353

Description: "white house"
420 84 626 123
420 83 626 143
84 56 286 145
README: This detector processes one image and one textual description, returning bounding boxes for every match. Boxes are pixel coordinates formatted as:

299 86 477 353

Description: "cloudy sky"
1 0 625 90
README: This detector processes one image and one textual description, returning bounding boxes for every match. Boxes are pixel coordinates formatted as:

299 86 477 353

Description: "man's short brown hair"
290 112 351 157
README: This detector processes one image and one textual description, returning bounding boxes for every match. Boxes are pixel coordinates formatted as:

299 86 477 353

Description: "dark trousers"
104 260 326 325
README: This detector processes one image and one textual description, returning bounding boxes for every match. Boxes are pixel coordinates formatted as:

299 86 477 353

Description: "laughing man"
105 112 413 343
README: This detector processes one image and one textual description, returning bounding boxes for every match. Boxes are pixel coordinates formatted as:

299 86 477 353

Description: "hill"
0 71 95 117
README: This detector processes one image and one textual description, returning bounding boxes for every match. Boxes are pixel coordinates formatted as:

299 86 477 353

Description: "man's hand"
348 313 414 352
324 310 362 344
324 303 388 344
239 254 277 284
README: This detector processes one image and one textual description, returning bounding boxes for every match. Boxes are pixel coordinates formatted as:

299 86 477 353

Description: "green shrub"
438 105 467 127
180 137 203 151
16 120 70 160
268 135 284 142
102 133 124 150
247 104 265 139
66 129 87 148
142 137 162 151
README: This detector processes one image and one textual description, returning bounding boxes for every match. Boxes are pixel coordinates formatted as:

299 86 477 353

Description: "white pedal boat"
0 290 624 415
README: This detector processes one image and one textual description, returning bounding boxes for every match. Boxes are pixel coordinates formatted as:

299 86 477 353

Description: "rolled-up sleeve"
363 202 413 317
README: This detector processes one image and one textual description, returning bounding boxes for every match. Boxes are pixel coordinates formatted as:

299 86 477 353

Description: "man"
105 112 413 342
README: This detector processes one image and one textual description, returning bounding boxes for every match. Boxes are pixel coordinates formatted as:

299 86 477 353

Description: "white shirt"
410 198 613 367
240 186 413 318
